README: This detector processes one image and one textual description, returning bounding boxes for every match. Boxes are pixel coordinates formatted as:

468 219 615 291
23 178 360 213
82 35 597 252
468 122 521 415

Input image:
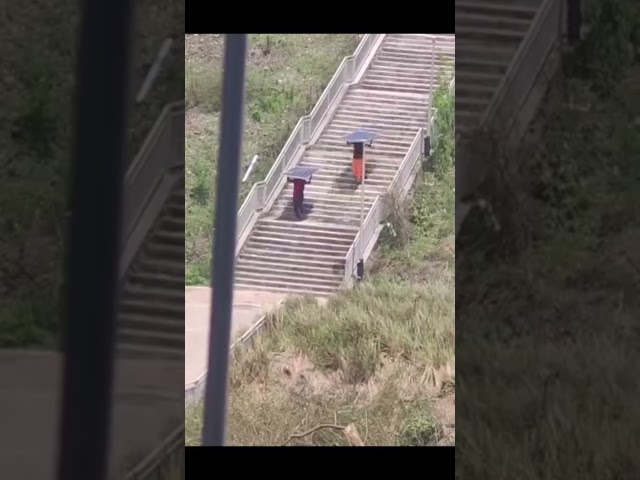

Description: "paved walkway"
0 350 182 479
185 287 286 387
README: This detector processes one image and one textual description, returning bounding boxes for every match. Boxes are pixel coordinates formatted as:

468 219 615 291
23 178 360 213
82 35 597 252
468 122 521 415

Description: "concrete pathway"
0 350 182 479
185 287 286 387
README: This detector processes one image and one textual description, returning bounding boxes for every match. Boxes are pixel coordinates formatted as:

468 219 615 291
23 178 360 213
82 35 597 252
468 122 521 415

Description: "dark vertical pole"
567 0 582 44
57 0 133 478
202 34 248 446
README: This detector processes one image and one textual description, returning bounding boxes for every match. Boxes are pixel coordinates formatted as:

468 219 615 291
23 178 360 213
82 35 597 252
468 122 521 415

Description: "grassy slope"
186 71 456 446
456 6 640 477
0 2 183 348
184 34 361 285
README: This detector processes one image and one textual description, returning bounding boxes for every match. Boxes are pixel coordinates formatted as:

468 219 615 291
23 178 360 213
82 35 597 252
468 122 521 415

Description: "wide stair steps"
117 176 184 359
235 34 454 296
456 0 542 134
235 219 357 296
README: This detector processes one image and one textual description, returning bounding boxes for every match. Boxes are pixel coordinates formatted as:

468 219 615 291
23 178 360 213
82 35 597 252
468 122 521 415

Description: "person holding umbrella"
292 177 306 218
285 166 317 219
346 130 377 186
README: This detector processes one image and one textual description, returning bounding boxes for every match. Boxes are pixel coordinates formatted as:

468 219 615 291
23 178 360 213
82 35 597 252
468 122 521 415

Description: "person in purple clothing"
286 168 315 219
292 177 306 219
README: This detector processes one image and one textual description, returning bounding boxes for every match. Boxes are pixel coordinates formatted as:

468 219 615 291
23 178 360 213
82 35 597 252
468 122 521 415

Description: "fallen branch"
281 424 347 446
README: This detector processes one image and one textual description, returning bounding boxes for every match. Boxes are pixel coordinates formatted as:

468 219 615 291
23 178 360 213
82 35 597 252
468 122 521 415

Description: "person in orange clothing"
352 141 364 184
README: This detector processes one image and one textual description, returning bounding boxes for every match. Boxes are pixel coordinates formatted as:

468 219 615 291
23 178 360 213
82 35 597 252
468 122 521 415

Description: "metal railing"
118 102 184 478
342 198 384 284
120 101 185 277
480 0 563 136
123 426 183 480
342 127 425 283
342 86 451 282
234 34 384 255
455 0 563 236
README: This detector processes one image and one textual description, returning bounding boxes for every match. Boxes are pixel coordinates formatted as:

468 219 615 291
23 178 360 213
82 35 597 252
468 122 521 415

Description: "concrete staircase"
234 34 455 296
117 173 184 359
456 0 543 134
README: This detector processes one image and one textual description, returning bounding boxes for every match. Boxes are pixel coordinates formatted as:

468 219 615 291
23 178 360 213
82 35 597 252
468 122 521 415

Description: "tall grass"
264 278 453 382
186 276 454 447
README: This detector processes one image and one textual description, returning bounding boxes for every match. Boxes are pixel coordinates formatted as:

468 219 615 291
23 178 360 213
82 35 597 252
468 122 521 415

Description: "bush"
399 405 442 446
430 66 455 178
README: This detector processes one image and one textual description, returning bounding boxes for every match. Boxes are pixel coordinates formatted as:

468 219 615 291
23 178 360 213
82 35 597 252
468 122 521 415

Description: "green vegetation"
185 34 361 285
375 66 455 277
186 70 456 446
0 2 182 348
457 2 640 477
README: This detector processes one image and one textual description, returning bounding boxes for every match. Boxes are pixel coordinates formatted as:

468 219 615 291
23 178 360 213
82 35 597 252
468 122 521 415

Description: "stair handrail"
120 101 184 276
478 0 561 136
118 103 185 478
455 0 562 235
342 128 425 282
342 67 454 281
123 102 184 236
235 34 384 255
123 424 184 480
342 89 450 282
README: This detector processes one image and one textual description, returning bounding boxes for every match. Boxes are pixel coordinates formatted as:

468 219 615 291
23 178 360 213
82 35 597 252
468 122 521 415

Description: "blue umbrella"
346 129 377 146
285 166 318 182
